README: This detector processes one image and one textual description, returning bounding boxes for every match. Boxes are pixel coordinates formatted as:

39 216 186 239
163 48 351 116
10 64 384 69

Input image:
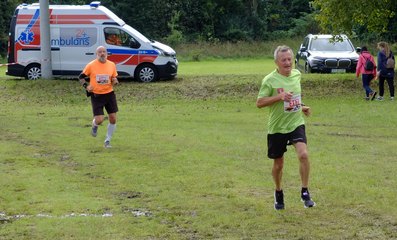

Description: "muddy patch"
0 209 153 224
116 191 143 199
327 132 367 138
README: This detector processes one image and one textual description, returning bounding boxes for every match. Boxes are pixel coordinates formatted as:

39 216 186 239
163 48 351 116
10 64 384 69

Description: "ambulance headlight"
154 46 171 57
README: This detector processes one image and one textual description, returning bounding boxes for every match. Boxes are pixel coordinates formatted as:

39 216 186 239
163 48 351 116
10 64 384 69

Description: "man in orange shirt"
78 46 119 148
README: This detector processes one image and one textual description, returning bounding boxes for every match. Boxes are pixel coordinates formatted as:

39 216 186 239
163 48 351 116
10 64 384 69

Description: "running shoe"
376 96 384 101
301 191 316 208
370 91 377 101
104 141 112 148
91 125 98 137
274 190 285 210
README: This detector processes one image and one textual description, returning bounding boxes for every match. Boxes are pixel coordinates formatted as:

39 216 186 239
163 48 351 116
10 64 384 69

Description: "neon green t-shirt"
257 69 304 134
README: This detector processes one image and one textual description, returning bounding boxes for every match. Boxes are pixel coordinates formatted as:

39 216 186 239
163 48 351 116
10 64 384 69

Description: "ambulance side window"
119 30 140 49
104 28 122 46
104 27 140 49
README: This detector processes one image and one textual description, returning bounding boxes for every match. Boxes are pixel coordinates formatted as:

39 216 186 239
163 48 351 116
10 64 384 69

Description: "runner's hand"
302 106 311 116
86 85 94 92
280 91 293 102
112 77 119 86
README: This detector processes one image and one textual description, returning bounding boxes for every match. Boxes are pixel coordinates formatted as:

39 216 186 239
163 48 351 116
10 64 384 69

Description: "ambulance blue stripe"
17 9 40 43
26 9 40 31
108 49 158 55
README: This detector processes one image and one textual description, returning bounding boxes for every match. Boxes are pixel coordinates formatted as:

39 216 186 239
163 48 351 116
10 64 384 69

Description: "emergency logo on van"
51 28 97 47
16 9 40 46
18 29 35 44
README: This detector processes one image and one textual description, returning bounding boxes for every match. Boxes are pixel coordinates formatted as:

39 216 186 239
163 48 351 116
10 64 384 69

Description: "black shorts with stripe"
267 125 307 159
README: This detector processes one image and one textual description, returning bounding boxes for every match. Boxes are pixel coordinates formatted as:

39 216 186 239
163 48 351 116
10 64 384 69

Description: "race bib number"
284 94 302 112
96 74 110 85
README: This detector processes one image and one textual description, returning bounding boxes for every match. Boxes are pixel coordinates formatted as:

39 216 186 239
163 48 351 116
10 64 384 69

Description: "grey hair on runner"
274 45 293 61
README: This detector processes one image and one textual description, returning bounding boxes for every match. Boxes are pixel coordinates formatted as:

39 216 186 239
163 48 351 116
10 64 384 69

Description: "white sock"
105 123 116 142
92 118 98 127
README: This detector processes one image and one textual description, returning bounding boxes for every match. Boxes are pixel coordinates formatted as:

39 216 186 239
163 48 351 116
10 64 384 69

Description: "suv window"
310 38 353 51
303 37 309 49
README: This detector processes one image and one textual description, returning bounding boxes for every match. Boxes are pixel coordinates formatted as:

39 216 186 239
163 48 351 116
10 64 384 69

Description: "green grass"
178 58 274 76
0 62 397 239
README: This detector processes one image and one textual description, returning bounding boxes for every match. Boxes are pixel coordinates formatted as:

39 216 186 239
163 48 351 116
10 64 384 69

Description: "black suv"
295 34 359 73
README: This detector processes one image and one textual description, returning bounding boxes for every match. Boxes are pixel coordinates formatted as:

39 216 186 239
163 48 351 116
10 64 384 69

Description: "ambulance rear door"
50 26 61 71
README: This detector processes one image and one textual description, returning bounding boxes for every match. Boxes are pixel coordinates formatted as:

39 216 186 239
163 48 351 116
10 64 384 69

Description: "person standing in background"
375 42 395 101
356 46 377 100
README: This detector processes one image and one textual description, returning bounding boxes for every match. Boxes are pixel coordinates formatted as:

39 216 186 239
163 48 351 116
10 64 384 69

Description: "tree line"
0 0 396 58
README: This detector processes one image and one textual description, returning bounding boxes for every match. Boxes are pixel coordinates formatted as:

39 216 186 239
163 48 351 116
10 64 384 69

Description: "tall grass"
173 38 392 62
174 38 303 61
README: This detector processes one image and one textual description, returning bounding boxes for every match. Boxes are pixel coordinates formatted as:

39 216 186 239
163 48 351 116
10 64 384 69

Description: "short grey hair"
274 45 293 61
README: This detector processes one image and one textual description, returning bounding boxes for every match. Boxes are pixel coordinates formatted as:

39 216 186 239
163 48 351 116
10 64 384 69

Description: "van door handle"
85 53 94 55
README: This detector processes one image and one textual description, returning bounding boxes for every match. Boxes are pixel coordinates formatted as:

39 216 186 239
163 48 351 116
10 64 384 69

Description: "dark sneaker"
301 191 316 208
91 125 98 137
274 190 285 210
104 141 112 148
370 91 377 101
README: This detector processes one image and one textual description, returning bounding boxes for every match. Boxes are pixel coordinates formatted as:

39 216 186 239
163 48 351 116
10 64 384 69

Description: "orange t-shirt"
83 59 118 94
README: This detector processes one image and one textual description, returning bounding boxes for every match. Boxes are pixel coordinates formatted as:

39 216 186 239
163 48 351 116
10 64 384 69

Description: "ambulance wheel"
135 64 158 82
25 64 41 80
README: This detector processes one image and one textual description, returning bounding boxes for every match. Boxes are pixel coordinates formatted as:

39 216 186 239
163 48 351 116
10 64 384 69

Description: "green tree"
263 0 313 39
176 0 217 42
0 0 20 58
110 0 177 40
312 0 396 40
0 0 319 58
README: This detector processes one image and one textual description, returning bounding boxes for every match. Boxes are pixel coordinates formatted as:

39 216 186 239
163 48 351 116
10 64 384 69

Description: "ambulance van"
7 1 178 82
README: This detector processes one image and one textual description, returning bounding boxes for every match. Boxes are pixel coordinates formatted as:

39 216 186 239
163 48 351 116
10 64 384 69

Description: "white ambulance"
7 1 178 82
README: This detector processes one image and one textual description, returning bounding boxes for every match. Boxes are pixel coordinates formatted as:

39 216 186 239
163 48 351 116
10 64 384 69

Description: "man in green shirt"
256 45 315 210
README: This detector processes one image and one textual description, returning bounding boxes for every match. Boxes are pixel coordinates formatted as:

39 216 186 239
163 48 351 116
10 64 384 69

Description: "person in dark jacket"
375 42 395 101
356 46 377 100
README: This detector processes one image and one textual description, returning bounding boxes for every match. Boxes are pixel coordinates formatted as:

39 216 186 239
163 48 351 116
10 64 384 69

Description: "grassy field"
178 58 274 76
0 61 397 239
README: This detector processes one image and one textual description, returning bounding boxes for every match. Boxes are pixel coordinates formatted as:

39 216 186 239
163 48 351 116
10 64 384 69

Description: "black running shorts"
90 91 118 116
267 125 307 159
